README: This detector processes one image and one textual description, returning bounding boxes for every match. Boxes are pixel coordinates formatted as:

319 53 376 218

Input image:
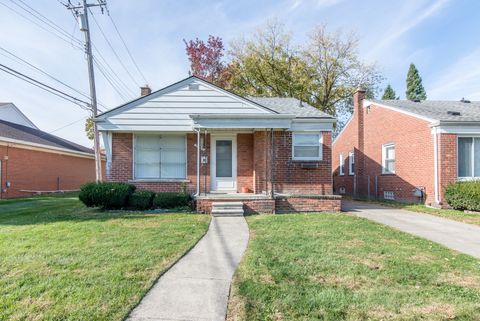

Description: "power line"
0 0 83 50
1 0 137 103
92 47 137 98
10 0 84 47
0 63 90 110
107 13 149 85
93 56 131 101
0 46 108 109
88 8 140 88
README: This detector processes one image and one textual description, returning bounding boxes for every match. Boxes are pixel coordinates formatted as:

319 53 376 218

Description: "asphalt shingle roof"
0 119 93 154
248 97 334 118
371 99 480 122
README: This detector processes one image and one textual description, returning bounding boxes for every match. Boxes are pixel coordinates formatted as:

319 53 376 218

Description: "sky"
0 0 479 147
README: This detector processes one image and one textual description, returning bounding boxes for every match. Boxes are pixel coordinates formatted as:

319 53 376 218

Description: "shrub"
79 182 136 209
153 192 192 209
445 181 480 211
129 190 155 210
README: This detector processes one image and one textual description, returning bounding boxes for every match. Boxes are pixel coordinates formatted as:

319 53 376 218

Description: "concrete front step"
211 201 244 217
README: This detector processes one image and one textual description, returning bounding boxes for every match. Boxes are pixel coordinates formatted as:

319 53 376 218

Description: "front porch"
195 192 341 214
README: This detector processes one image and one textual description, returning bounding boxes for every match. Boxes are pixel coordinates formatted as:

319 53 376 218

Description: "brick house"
333 89 480 207
96 76 340 214
0 103 98 198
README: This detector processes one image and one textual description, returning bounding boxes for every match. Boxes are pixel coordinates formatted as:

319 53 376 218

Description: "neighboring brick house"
0 103 98 198
96 76 340 213
333 89 480 207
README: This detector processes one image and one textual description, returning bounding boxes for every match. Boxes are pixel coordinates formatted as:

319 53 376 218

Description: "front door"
211 136 236 192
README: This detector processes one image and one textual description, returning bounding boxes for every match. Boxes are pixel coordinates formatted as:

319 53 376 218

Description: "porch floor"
195 193 270 200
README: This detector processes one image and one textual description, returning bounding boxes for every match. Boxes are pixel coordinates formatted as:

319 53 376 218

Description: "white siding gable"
0 103 37 129
97 77 273 132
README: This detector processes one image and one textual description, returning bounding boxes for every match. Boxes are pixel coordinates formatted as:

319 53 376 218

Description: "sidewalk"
127 216 249 321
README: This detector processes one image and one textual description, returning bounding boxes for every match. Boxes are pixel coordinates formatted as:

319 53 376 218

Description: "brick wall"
109 130 334 197
271 131 333 195
275 195 341 213
196 198 275 214
237 133 254 192
0 145 96 198
439 133 457 204
333 92 437 205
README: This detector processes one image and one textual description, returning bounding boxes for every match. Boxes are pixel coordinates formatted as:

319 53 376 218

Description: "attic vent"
447 111 461 116
460 98 471 103
188 84 200 91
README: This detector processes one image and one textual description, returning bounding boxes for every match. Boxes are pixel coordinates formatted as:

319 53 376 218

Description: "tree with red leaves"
184 35 231 87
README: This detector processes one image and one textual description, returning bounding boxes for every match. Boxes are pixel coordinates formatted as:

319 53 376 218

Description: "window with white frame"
348 151 355 175
339 153 344 176
458 137 480 179
134 134 186 179
292 132 322 160
382 143 395 174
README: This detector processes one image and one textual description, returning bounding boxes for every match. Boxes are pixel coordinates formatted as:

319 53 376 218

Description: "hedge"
445 181 480 211
79 182 136 210
153 192 192 209
128 190 155 210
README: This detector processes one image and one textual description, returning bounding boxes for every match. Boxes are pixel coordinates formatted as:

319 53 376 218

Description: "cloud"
367 0 450 59
428 48 480 100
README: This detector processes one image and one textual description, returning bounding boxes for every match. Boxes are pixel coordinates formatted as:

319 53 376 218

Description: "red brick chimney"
354 88 366 177
140 85 151 96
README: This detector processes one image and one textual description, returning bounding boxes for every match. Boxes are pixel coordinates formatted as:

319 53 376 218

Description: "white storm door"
211 136 237 191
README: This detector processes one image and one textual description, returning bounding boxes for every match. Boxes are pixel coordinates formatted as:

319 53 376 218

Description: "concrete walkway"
343 200 480 259
127 216 249 321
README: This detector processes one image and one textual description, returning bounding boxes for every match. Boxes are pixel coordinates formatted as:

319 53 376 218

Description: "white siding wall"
98 80 270 131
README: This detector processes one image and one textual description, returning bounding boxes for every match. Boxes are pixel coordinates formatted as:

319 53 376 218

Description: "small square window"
384 191 394 200
292 133 322 160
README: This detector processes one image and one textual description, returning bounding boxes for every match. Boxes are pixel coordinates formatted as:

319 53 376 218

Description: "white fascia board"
96 124 194 131
192 118 292 129
433 122 480 134
189 114 295 119
0 136 95 158
363 100 437 123
290 119 334 131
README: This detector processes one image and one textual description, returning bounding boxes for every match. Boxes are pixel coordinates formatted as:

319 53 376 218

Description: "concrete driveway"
343 200 480 259
127 216 249 321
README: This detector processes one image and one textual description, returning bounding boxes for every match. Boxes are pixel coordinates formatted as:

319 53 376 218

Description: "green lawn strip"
0 196 210 321
359 199 480 227
228 214 480 321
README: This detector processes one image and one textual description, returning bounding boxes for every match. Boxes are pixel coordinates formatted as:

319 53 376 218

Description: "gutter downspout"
194 128 200 197
433 127 440 205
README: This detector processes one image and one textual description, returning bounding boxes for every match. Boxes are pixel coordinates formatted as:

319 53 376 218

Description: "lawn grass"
228 214 480 321
0 195 210 321
362 199 480 227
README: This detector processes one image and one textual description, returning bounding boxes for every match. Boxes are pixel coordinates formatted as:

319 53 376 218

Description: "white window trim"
133 134 188 181
348 151 354 176
339 153 344 176
292 132 323 161
457 135 480 180
382 143 396 174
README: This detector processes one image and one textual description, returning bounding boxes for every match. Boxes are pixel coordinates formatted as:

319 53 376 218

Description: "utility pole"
65 0 107 182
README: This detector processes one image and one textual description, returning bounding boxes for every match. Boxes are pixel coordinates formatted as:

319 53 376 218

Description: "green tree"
406 63 427 101
227 20 310 101
227 20 382 118
85 116 94 140
382 84 397 100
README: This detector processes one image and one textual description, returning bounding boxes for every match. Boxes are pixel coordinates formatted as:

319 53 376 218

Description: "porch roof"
189 113 296 129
